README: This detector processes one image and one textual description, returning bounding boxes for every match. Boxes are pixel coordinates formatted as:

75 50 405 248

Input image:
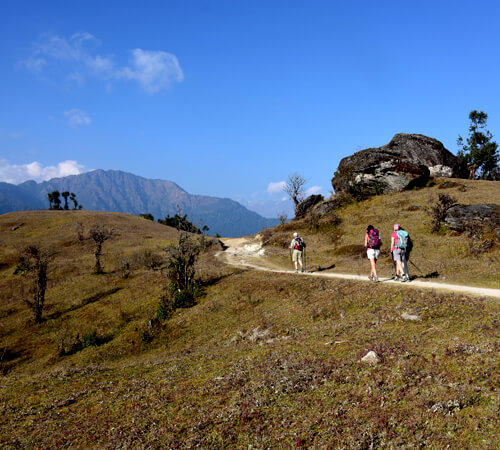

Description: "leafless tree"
277 211 288 225
89 223 114 274
17 245 52 323
283 173 307 214
428 194 457 232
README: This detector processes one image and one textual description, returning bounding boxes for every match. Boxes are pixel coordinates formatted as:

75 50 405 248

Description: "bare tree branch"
283 173 307 214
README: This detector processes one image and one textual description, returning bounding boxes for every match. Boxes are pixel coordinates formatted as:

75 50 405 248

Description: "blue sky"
1 0 499 218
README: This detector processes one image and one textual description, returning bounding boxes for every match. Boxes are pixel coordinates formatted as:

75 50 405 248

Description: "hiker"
364 225 381 282
391 223 409 282
402 227 413 279
289 232 306 273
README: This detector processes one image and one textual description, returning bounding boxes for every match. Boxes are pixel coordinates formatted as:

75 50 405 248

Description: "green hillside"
0 180 499 448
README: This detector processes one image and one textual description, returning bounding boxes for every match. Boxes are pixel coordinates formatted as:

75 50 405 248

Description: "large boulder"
313 199 338 216
295 194 324 218
444 204 500 232
332 133 466 195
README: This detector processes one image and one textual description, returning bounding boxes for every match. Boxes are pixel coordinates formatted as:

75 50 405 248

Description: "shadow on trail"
310 264 336 273
420 271 440 279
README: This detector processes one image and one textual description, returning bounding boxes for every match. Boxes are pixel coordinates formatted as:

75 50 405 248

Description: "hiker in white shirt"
289 232 306 273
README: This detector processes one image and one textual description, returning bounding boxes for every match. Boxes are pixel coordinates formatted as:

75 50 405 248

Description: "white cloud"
87 54 115 75
68 72 86 86
21 33 183 93
0 159 86 184
119 49 183 93
306 185 322 196
64 109 91 127
267 181 286 194
23 57 47 72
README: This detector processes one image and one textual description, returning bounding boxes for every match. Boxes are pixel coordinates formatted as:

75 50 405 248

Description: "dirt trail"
219 236 500 300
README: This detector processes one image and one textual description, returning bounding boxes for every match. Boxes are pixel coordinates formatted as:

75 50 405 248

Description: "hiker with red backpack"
391 223 410 282
289 232 306 273
364 225 381 282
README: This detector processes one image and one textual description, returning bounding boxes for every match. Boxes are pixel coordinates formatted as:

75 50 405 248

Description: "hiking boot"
373 276 379 282
393 275 400 281
295 269 298 273
402 275 410 282
368 274 373 281
301 267 305 273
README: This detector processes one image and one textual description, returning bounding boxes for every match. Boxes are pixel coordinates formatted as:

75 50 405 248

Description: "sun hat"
293 232 298 237
394 223 400 231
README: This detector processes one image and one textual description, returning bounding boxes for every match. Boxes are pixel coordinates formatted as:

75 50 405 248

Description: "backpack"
405 234 413 260
293 237 304 251
368 228 381 249
396 229 409 249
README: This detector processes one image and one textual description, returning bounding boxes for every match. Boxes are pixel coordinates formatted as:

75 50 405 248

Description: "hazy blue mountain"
0 170 278 237
0 181 45 213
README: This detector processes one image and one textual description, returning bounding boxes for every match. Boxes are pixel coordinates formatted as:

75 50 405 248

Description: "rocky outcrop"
444 204 500 232
331 133 466 195
385 134 465 177
295 194 324 218
313 199 338 216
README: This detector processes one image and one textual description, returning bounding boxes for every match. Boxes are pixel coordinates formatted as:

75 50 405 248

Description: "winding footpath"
218 236 500 300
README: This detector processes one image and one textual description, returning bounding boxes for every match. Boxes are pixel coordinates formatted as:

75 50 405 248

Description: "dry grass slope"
0 181 499 448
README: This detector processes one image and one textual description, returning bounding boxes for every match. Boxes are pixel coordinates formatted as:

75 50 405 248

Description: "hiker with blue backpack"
364 225 381 282
289 232 306 273
391 224 410 282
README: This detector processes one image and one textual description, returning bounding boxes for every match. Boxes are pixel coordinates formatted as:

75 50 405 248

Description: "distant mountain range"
0 170 278 237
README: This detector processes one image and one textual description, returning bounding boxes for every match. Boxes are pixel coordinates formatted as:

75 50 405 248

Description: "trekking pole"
408 259 424 274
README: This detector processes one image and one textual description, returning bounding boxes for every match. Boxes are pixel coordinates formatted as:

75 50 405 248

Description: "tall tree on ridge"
457 110 499 180
62 191 70 210
47 191 62 210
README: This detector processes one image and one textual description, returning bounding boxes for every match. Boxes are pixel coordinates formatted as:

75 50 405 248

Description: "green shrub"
156 287 175 320
428 193 457 232
158 213 202 233
139 329 153 344
135 249 164 271
164 233 200 292
58 330 112 356
80 331 99 348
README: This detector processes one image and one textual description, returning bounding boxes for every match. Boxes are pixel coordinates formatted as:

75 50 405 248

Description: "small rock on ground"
361 351 380 364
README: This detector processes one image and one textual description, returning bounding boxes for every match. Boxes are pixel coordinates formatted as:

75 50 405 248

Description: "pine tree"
457 110 499 180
